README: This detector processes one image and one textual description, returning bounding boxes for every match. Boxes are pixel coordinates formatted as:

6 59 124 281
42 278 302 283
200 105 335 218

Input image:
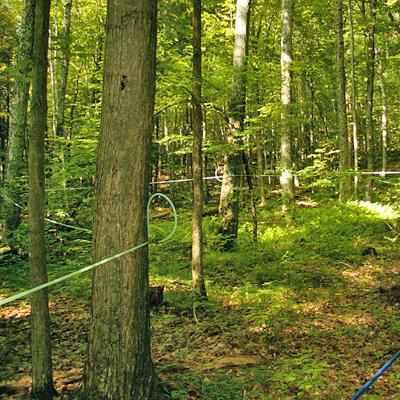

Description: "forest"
1 0 400 398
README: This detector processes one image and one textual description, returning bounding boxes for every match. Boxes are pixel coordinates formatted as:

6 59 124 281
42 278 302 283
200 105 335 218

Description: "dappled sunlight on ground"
0 368 83 399
2 200 400 398
304 311 375 331
341 260 387 286
352 201 400 220
299 300 331 315
223 284 296 308
340 313 375 326
0 295 88 399
0 302 30 320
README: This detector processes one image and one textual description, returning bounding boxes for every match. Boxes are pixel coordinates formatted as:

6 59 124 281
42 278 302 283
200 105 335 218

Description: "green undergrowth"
1 197 400 398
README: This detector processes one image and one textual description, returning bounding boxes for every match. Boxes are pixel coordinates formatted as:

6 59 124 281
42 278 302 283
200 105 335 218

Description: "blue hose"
351 350 400 400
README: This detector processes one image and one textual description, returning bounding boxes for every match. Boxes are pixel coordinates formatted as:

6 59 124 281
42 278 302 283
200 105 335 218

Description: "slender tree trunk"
365 0 377 201
55 0 72 138
0 102 8 184
3 0 36 242
242 150 257 241
49 14 58 138
203 110 211 204
298 75 307 167
378 49 388 174
153 115 160 192
55 0 73 193
336 0 352 201
280 0 295 216
83 0 158 398
66 74 79 159
348 0 360 195
191 0 206 299
255 132 266 207
218 0 251 250
29 0 55 397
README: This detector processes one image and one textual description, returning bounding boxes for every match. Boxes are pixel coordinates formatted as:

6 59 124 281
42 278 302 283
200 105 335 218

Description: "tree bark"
242 150 257 241
83 0 158 398
55 0 73 194
378 49 388 174
365 0 377 201
153 115 160 193
49 14 58 138
29 0 55 397
218 0 251 250
255 131 266 207
336 0 352 201
3 0 36 242
202 110 211 204
55 0 72 139
280 0 295 217
191 0 207 299
348 0 360 195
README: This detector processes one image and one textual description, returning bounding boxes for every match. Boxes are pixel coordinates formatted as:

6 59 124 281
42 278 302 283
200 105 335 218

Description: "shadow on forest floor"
1 199 400 399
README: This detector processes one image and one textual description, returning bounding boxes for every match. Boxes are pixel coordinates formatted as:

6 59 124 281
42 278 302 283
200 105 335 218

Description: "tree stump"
149 286 164 308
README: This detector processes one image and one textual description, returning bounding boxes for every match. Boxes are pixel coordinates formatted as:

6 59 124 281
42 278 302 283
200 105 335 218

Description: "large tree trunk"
280 0 295 216
218 0 251 250
83 0 158 398
191 0 206 299
365 0 377 201
3 0 36 243
29 0 55 397
336 0 352 201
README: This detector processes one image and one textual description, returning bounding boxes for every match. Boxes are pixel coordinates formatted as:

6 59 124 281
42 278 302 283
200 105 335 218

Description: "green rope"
1 191 92 233
0 193 177 307
44 218 93 233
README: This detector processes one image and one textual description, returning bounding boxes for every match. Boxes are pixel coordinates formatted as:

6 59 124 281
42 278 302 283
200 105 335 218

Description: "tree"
364 0 377 201
218 0 251 250
336 0 352 201
378 48 388 174
55 0 72 139
29 0 55 397
348 0 360 195
0 2 17 183
83 0 158 398
3 0 35 243
53 0 73 198
255 132 266 208
191 0 206 298
280 0 295 216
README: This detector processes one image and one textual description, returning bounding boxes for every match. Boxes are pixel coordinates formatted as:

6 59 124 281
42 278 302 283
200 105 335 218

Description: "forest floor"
1 195 400 399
